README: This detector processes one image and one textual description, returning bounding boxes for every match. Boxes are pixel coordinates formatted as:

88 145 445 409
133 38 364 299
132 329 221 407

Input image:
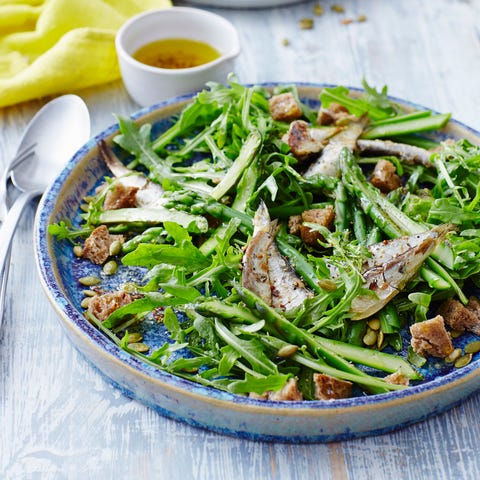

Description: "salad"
50 77 480 401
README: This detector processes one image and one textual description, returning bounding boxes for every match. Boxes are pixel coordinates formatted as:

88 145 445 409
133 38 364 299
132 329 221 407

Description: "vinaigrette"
133 38 220 69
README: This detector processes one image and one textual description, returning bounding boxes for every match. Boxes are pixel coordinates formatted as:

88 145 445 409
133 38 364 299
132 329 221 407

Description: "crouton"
268 92 303 122
465 297 480 335
283 120 338 161
437 298 480 335
370 159 402 193
299 205 335 247
410 315 454 358
104 183 139 210
269 378 303 401
287 214 302 235
317 102 354 126
83 225 124 265
313 373 352 400
384 370 410 386
87 290 135 321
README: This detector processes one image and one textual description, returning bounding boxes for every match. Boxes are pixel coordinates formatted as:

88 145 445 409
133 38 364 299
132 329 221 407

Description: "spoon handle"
0 190 40 319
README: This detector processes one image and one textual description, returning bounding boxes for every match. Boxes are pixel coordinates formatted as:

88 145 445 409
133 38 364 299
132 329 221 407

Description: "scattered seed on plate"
128 342 149 353
445 348 462 364
277 344 299 358
450 329 463 339
357 14 367 22
79 275 101 286
73 245 83 257
376 330 385 349
454 353 472 368
103 260 118 275
317 279 337 292
367 318 380 330
81 297 91 309
124 332 143 343
341 18 354 25
282 38 290 46
363 328 377 346
464 340 480 354
82 289 98 297
299 18 314 30
331 5 345 13
109 239 122 257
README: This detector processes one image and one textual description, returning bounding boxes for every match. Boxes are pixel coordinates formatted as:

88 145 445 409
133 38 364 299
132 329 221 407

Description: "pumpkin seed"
450 329 463 339
277 344 299 358
454 353 473 369
464 340 480 354
128 342 149 353
363 328 377 346
82 289 98 297
103 260 117 275
331 4 345 13
299 18 314 30
124 332 143 343
81 297 91 309
317 279 337 292
313 3 324 16
376 330 385 349
109 240 122 256
445 348 462 364
122 282 138 293
367 318 380 330
79 275 101 286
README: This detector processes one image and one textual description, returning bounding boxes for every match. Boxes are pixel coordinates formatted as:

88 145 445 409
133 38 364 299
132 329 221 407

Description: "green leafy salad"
50 77 480 401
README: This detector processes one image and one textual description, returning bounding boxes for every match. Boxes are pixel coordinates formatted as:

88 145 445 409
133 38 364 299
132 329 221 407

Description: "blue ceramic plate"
34 84 480 443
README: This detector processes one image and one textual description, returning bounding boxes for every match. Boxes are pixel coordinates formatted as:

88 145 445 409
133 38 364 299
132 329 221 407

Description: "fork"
0 143 37 329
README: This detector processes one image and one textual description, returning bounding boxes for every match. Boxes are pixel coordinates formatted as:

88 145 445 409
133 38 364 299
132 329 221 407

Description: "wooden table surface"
1 0 480 478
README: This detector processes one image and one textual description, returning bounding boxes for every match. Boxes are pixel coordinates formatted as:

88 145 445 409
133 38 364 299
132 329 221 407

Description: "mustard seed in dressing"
133 38 220 69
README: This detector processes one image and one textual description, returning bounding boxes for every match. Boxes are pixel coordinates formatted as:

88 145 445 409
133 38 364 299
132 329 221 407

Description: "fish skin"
356 138 433 167
304 117 367 178
98 140 164 207
350 227 448 320
242 202 312 311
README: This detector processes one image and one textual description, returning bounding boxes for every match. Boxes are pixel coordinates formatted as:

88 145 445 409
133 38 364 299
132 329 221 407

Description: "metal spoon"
0 95 90 323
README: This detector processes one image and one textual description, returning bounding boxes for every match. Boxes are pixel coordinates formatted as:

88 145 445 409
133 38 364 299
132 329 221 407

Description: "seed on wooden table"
78 275 101 286
299 18 314 30
128 342 149 353
464 340 480 354
444 348 462 364
454 353 473 369
313 3 324 15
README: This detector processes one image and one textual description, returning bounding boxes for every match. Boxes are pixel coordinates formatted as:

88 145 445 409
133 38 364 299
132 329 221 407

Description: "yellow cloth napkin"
0 0 172 108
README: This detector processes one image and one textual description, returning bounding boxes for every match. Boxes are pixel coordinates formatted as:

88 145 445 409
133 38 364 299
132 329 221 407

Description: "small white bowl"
115 7 241 107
